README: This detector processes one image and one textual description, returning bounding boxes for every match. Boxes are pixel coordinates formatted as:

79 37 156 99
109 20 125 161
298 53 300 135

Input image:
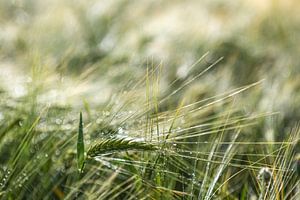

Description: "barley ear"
87 138 157 157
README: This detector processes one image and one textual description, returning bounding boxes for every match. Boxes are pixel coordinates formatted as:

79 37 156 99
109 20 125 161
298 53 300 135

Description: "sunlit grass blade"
77 112 85 173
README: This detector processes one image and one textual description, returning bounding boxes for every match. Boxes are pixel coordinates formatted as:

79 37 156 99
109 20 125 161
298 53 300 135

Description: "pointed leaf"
77 112 85 173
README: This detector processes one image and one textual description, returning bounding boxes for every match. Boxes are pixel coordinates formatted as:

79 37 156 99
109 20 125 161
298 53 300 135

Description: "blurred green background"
1 1 300 199
1 0 300 140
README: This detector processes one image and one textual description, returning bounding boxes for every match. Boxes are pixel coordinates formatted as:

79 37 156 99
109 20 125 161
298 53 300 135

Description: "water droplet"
13 85 26 97
64 124 72 130
55 150 61 156
55 118 62 125
118 127 124 134
103 111 110 116
96 118 103 124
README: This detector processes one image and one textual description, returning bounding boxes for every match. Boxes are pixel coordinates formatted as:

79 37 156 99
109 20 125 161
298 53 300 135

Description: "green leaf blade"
77 112 85 173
